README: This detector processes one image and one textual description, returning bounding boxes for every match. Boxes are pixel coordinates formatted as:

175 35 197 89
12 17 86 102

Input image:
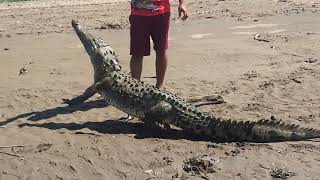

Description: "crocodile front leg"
63 83 97 105
143 101 173 130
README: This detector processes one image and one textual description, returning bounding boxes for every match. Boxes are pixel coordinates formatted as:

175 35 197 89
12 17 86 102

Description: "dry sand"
0 0 320 179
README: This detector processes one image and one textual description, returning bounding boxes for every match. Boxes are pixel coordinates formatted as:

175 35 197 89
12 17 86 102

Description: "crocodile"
64 19 320 142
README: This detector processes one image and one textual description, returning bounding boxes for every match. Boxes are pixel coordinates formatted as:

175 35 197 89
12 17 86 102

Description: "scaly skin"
65 20 320 142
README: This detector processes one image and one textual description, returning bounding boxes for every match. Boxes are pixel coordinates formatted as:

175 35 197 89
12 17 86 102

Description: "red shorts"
129 13 170 56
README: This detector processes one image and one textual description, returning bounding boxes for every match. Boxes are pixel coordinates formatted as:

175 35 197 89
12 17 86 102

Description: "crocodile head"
71 20 121 82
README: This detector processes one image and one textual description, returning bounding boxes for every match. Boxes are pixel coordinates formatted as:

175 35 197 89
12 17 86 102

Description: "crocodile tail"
207 118 320 142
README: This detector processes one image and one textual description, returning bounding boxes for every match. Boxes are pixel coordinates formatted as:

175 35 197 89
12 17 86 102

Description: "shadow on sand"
17 118 212 141
3 98 221 141
0 99 108 126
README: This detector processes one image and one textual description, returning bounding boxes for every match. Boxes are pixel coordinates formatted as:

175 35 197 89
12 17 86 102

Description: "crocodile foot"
143 120 172 131
62 98 82 106
120 114 135 122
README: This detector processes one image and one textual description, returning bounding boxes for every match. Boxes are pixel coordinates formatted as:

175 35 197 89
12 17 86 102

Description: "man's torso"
131 0 170 16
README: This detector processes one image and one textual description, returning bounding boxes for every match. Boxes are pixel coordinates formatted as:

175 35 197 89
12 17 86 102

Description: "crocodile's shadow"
18 119 212 141
3 98 210 141
0 99 108 126
6 96 224 141
2 95 223 127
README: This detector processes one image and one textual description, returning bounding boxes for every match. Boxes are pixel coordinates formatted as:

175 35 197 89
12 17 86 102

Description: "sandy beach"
0 0 320 179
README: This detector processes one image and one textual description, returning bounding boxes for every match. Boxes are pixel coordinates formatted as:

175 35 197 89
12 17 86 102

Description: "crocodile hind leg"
62 83 98 105
143 101 173 130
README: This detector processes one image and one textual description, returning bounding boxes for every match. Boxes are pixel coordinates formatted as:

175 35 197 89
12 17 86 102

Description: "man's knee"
131 55 143 62
155 50 167 57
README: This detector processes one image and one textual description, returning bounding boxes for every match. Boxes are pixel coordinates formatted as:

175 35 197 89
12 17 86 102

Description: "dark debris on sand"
182 155 218 179
270 167 295 179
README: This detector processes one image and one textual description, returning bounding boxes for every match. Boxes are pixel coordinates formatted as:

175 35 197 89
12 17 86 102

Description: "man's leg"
127 55 143 120
155 50 168 88
130 55 144 81
151 13 170 89
128 14 150 120
129 14 150 81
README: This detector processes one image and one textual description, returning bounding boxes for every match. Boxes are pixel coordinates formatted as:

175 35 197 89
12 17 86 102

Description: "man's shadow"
0 99 108 126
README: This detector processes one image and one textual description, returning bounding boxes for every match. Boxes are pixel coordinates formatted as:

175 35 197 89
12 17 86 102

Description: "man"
129 0 188 89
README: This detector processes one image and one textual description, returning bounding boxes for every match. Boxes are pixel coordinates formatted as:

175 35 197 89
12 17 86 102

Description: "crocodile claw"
62 98 79 106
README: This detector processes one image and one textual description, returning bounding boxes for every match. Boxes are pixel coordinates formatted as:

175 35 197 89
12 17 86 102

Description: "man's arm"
178 0 188 20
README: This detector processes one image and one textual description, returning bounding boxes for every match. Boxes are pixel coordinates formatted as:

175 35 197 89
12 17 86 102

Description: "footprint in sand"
229 24 279 29
188 33 212 39
229 23 287 35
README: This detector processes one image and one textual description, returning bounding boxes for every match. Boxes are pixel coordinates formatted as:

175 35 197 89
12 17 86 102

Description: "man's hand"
178 2 188 21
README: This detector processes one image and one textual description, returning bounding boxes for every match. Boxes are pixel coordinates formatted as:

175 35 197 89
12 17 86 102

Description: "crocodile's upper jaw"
71 19 121 81
71 20 99 57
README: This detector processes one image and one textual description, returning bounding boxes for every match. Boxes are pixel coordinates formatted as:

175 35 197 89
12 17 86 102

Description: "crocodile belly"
99 90 146 119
